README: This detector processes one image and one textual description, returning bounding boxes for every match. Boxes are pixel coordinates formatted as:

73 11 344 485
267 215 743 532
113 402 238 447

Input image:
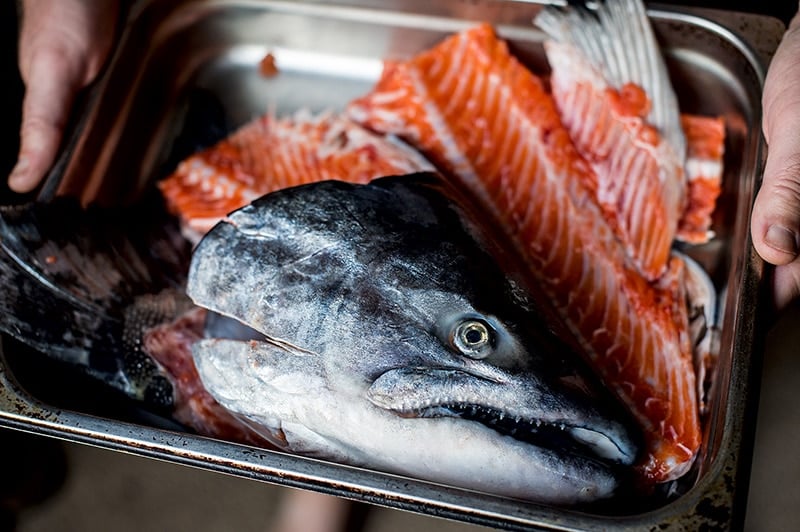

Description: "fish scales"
348 22 700 482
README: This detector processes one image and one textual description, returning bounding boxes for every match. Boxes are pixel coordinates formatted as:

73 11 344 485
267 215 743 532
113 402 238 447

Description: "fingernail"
765 224 799 255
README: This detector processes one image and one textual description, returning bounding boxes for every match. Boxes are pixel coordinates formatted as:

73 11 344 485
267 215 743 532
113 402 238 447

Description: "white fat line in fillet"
502 113 536 217
366 87 409 107
441 34 472 118
685 158 723 181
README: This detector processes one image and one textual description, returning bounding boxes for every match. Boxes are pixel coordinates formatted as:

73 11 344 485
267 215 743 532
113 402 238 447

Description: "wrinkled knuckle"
24 39 89 88
773 151 800 183
29 42 75 71
764 89 800 135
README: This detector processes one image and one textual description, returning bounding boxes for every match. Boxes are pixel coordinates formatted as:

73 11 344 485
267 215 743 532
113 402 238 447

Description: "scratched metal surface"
0 1 784 529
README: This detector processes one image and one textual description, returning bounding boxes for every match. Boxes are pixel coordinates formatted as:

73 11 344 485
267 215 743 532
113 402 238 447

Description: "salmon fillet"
543 42 684 281
158 111 433 239
348 23 700 483
537 1 687 282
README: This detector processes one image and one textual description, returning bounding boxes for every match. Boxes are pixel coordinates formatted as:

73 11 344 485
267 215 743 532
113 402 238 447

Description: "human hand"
8 0 120 193
752 10 800 311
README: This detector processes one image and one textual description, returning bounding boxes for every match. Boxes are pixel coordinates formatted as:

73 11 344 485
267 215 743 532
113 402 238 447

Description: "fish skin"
0 195 190 409
679 252 720 416
347 22 700 482
188 174 640 505
0 194 283 446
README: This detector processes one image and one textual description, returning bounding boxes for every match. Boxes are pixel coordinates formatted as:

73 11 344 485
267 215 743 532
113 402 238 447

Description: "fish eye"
451 319 495 359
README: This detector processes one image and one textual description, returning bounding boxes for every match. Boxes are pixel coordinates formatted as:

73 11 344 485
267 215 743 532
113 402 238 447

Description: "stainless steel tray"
0 1 783 529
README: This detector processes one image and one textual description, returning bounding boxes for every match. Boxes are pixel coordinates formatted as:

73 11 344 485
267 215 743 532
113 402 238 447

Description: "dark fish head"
187 173 640 504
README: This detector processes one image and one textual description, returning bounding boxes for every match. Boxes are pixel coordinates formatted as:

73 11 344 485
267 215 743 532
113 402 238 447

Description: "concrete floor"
12 444 488 532
2 305 797 531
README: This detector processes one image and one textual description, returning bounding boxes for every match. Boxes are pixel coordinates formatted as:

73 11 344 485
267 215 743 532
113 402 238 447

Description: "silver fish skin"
188 173 640 505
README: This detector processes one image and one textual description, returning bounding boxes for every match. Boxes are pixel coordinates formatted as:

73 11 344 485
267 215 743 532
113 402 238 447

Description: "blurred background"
1 2 798 531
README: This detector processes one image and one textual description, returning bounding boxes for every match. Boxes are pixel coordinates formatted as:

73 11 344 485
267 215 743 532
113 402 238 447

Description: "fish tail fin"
0 196 192 408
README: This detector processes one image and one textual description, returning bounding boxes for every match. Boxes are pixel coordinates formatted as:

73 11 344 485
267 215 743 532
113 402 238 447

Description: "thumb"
752 12 800 266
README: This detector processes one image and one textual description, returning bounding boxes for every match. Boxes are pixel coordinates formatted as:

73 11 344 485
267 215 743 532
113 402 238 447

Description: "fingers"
754 12 800 265
10 46 82 193
9 0 120 193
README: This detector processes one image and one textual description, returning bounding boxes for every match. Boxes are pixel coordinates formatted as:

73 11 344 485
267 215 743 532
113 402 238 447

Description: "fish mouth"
416 402 630 466
367 367 637 468
203 311 268 342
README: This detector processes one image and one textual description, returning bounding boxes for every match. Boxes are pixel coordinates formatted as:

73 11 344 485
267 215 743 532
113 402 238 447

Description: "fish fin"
535 0 684 156
0 196 191 407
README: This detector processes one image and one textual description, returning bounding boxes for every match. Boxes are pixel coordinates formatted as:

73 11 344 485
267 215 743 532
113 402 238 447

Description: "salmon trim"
678 114 725 243
543 41 685 281
158 111 433 238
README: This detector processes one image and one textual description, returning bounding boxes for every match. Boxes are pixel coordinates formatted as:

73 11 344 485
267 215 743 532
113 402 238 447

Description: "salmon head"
187 173 640 505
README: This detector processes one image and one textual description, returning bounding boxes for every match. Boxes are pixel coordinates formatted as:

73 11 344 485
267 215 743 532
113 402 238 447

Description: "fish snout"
367 366 639 468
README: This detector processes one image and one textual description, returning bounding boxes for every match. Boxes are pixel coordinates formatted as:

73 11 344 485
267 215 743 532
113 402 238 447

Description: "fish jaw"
192 338 623 504
192 337 331 452
367 367 637 466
